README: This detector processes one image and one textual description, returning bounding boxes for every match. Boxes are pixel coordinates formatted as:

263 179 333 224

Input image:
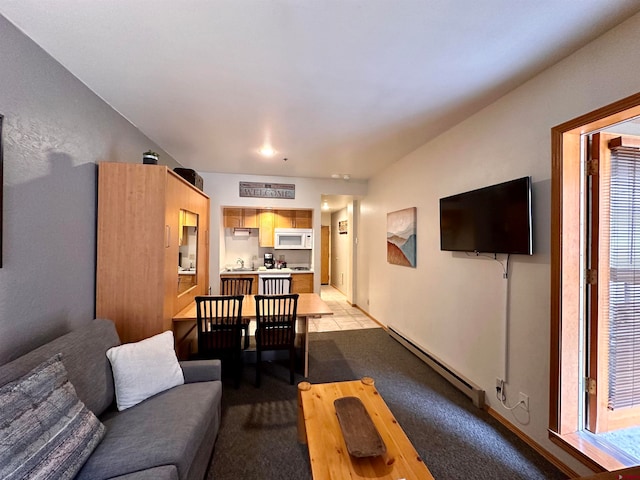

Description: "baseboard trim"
387 326 485 409
487 406 579 478
352 304 387 330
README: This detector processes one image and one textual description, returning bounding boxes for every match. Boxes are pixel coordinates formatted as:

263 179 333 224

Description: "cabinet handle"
165 225 170 248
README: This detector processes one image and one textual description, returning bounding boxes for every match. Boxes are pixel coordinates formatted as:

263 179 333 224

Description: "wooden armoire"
96 162 210 343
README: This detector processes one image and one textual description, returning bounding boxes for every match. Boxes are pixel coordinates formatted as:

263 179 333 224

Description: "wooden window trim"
550 92 640 471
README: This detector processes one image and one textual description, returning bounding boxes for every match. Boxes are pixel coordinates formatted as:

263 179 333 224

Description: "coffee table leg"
361 376 375 386
297 381 312 444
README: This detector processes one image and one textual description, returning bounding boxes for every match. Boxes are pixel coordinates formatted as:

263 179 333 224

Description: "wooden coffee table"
297 378 435 479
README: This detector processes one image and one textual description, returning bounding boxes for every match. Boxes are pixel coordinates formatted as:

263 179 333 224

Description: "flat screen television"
439 176 533 255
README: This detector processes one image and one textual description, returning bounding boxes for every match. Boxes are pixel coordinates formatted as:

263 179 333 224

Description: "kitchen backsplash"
223 228 312 269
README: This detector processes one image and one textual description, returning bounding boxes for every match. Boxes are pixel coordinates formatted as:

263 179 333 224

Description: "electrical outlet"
496 378 504 391
519 392 529 411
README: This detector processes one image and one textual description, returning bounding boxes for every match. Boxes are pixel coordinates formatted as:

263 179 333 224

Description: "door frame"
550 91 640 471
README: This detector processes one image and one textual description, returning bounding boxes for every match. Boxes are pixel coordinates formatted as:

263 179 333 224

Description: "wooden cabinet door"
223 208 244 228
275 209 312 228
275 210 295 228
224 207 258 228
97 163 168 343
166 174 190 322
243 209 258 228
292 273 314 293
259 210 275 247
295 210 312 229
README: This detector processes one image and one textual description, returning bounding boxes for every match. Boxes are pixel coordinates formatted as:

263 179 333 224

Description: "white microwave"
274 228 313 249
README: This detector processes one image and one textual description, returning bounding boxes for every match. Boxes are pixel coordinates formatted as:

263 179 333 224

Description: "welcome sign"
239 182 295 199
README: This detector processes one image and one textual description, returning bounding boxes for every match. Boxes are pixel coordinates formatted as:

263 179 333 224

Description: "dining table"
172 293 333 377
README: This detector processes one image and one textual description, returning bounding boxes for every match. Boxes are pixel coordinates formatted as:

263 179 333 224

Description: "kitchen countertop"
219 268 314 275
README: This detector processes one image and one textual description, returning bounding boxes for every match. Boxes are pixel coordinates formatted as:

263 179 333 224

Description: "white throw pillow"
106 331 184 411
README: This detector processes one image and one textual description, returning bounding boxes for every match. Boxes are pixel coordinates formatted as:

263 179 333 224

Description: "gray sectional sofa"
0 319 222 480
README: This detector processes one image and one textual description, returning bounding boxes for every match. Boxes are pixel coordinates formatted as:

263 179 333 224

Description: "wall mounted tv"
439 176 533 255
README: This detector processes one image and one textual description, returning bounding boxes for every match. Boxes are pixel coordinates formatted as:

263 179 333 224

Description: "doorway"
550 93 640 471
320 194 358 303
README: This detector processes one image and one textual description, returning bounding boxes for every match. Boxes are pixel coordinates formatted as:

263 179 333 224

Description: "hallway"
309 285 382 333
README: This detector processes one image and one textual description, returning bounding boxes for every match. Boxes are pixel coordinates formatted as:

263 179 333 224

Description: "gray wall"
0 16 181 363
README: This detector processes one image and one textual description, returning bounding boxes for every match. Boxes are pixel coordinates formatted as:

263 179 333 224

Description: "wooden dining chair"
261 275 291 295
220 277 254 295
254 293 299 387
220 277 254 348
195 295 244 387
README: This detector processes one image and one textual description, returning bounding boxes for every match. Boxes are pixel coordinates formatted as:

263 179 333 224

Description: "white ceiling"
2 1 640 181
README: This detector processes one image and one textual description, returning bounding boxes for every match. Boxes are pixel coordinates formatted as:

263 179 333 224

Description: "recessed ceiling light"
331 173 351 180
258 146 276 157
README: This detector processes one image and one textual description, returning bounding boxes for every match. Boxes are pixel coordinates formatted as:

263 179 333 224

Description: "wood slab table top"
173 292 333 321
297 378 434 480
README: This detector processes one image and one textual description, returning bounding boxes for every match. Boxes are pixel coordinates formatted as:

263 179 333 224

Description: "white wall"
357 12 640 476
199 172 366 294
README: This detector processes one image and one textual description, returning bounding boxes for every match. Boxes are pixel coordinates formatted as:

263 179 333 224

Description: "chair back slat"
221 277 254 295
261 276 291 295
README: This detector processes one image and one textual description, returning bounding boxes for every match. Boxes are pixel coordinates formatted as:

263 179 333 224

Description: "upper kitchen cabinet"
223 208 258 228
258 209 275 247
96 162 210 344
275 209 312 229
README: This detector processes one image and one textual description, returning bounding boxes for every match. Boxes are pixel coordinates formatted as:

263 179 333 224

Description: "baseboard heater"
388 326 485 409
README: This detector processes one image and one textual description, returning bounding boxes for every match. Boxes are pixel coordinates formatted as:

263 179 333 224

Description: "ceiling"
2 1 640 181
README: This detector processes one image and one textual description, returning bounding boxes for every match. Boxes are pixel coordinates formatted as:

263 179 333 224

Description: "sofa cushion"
76 380 222 480
107 331 185 411
0 354 105 480
0 319 120 416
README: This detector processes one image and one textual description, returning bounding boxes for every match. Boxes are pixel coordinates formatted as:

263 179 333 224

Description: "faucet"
236 258 244 268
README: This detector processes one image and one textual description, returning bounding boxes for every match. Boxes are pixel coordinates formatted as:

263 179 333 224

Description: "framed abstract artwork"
387 207 416 267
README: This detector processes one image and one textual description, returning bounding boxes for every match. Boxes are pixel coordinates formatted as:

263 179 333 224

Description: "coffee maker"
264 252 275 269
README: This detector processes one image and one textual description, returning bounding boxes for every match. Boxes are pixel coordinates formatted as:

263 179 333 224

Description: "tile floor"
309 285 382 333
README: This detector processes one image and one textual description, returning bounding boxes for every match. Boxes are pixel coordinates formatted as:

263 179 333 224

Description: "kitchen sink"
228 267 254 272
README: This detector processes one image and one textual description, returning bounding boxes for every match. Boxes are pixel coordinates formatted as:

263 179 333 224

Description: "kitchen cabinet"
293 210 312 228
223 208 258 228
275 210 294 228
224 207 311 246
258 210 275 247
243 209 258 227
275 209 312 229
96 162 210 343
291 273 314 293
